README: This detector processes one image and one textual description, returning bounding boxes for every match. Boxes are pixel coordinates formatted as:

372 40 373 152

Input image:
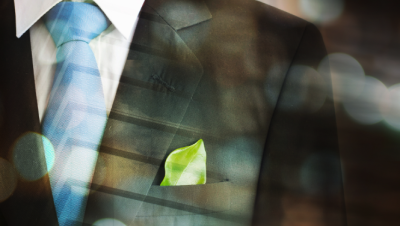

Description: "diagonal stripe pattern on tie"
42 2 110 226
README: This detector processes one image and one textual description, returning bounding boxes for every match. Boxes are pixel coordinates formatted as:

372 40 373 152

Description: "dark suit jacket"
0 0 346 225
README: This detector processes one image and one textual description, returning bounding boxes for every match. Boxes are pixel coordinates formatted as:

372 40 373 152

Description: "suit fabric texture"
0 0 346 225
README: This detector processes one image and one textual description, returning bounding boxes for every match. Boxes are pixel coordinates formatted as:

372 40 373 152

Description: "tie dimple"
42 2 110 226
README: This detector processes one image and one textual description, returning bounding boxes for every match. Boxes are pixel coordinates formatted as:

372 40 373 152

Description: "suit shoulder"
250 1 311 37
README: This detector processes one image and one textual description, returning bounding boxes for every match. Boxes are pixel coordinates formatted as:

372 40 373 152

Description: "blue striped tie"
42 2 110 225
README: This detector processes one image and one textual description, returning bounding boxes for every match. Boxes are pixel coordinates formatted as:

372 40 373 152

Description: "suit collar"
145 0 212 30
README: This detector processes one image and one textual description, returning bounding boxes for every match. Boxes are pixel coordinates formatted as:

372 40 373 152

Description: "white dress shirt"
14 0 145 121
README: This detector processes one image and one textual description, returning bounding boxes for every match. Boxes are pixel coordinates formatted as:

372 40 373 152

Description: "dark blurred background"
259 0 400 225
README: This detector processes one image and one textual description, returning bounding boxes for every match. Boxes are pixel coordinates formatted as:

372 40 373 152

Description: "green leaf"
160 139 206 186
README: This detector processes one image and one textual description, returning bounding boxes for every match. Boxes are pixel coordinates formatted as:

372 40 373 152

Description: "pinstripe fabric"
41 2 110 225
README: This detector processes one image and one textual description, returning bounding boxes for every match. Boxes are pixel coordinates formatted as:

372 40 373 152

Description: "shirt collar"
13 0 145 40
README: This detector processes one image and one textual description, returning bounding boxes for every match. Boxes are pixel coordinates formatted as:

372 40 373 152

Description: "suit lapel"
0 1 59 225
83 2 211 224
0 0 211 224
145 0 212 30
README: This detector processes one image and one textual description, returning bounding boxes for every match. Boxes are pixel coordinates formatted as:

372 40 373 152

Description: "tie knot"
43 2 110 47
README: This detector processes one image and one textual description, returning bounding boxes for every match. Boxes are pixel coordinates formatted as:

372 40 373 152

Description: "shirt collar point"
120 30 133 41
111 22 135 41
16 27 27 39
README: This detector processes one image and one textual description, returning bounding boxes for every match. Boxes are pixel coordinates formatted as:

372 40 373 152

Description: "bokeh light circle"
264 63 291 107
381 84 400 131
93 218 126 226
0 158 18 202
318 53 365 102
280 65 326 113
42 135 55 171
216 137 263 185
300 152 342 195
343 76 388 125
12 132 55 181
300 0 344 24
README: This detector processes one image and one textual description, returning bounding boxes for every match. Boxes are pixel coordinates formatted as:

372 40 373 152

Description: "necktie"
42 2 110 225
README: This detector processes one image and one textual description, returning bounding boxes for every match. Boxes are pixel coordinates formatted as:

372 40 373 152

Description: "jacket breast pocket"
135 181 231 217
